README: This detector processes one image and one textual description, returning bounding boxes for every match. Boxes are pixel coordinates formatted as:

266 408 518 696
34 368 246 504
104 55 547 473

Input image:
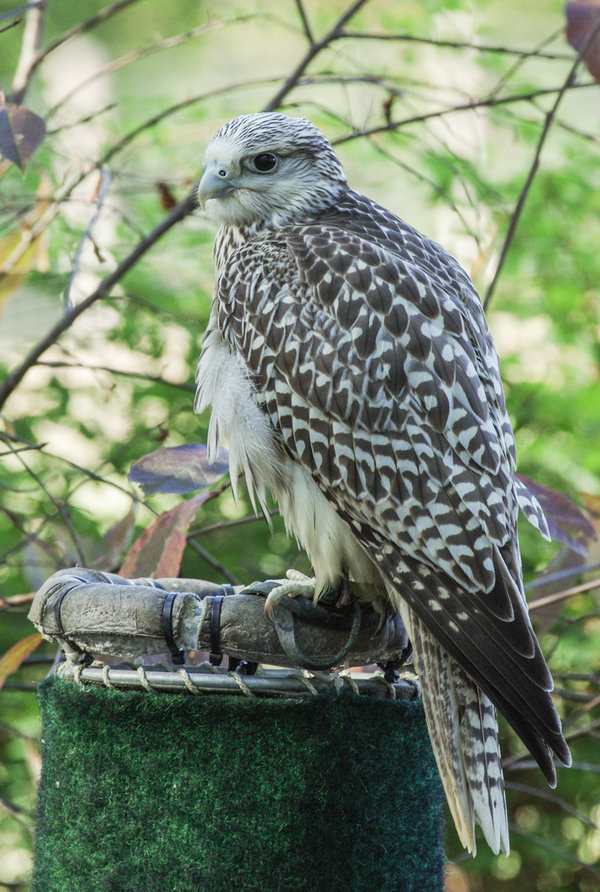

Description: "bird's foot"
263 570 317 621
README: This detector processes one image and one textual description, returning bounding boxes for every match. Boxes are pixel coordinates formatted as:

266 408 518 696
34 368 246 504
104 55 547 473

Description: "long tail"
399 603 510 855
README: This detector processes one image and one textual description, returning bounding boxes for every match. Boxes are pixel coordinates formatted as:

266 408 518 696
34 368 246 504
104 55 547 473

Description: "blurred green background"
1 1 599 889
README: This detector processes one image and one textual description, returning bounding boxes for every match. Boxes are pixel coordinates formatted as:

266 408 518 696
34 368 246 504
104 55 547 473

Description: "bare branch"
294 0 314 46
528 578 600 611
14 0 146 91
525 560 600 590
64 168 112 311
36 360 195 391
339 28 573 60
100 75 284 166
505 781 597 827
46 18 234 119
0 188 198 411
189 510 280 539
187 540 241 586
483 19 600 309
9 0 46 104
333 82 596 147
3 437 88 565
264 0 371 112
509 823 600 877
0 15 23 36
0 795 35 832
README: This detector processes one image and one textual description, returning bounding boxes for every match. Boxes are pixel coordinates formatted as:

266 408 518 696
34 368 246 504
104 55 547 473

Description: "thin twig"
485 27 566 99
509 823 600 877
4 439 87 565
0 15 23 35
46 17 238 119
36 360 195 390
186 540 240 586
264 0 371 112
100 75 284 166
483 19 600 309
525 560 600 590
188 510 280 539
64 168 112 311
9 0 46 104
333 81 596 146
528 578 600 611
294 0 314 45
14 0 146 92
505 781 597 828
0 4 40 24
46 102 117 135
0 795 35 832
339 29 573 60
0 188 198 411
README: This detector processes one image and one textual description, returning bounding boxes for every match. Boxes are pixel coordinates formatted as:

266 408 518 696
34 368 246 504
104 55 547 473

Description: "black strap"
52 582 92 664
209 584 234 666
271 596 362 670
53 583 84 654
161 590 185 665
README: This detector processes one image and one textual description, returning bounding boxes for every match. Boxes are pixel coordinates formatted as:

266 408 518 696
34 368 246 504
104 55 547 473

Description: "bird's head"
198 112 348 227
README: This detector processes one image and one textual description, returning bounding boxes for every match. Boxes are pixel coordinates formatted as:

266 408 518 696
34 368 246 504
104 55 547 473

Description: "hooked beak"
198 164 236 205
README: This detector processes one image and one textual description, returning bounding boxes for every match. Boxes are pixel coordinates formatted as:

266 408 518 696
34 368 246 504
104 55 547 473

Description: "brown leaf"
156 181 177 210
0 95 46 170
566 0 600 83
119 492 210 579
0 633 43 690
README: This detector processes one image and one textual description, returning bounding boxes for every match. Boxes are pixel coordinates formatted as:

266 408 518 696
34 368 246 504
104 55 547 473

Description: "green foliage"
0 1 599 890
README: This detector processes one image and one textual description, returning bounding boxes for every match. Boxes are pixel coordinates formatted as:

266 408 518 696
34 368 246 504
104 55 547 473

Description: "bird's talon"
263 571 316 621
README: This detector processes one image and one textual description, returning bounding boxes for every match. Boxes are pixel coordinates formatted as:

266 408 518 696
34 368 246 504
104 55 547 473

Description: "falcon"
194 112 571 855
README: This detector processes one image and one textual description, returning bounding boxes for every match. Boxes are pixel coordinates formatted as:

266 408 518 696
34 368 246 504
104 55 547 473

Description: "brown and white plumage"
194 112 571 854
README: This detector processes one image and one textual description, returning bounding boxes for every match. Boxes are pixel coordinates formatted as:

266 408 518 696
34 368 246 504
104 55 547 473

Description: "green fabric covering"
34 676 444 892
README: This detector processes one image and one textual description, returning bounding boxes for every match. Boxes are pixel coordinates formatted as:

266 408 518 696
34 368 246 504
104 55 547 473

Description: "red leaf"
517 474 597 555
103 505 136 568
129 444 229 495
566 0 600 83
0 633 43 690
0 93 46 169
119 492 210 579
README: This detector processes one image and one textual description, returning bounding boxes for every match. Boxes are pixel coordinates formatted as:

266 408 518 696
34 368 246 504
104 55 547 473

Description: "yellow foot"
264 570 316 621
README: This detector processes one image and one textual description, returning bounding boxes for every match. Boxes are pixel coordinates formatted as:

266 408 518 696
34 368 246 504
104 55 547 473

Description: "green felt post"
34 676 445 892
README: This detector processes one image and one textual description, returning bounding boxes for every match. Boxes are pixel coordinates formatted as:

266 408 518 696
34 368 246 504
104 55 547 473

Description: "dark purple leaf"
566 0 600 84
129 444 229 495
517 474 597 555
0 95 46 170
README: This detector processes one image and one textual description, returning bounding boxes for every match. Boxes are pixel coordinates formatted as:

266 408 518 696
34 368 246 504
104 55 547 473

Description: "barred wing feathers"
216 191 569 844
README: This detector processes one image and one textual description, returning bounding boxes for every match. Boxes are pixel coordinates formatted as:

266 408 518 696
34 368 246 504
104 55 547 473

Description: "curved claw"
263 570 316 621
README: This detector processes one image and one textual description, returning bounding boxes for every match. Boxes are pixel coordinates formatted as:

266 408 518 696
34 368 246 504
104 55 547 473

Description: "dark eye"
252 153 277 173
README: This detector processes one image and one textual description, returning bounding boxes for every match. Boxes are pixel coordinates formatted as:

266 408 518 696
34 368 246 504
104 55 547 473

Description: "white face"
198 113 347 227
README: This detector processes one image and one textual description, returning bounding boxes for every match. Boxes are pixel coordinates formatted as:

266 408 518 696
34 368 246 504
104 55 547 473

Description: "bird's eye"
252 153 278 173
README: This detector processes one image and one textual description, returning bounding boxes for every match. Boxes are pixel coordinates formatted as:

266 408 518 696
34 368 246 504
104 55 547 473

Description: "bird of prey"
195 112 571 855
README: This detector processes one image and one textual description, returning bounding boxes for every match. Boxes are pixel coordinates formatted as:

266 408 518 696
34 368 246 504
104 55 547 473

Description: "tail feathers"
400 602 509 856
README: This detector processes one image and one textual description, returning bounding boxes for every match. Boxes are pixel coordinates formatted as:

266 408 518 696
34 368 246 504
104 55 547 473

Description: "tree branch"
0 188 198 411
9 0 47 104
483 18 600 309
263 0 370 112
339 28 573 60
11 0 146 96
